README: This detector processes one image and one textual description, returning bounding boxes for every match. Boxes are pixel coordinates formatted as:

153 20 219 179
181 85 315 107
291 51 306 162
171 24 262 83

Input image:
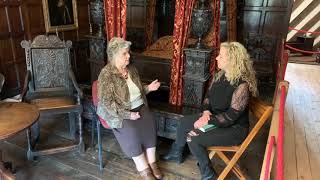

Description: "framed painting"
42 0 78 33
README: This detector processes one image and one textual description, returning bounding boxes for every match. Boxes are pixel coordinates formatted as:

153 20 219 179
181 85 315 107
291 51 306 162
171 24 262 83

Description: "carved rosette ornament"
191 0 213 49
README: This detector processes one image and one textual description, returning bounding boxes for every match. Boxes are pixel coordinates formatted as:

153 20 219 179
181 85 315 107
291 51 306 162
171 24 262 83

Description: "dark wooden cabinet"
237 0 293 85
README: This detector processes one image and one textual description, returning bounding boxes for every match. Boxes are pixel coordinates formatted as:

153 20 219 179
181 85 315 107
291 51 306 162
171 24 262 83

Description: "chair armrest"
21 71 30 102
69 69 83 98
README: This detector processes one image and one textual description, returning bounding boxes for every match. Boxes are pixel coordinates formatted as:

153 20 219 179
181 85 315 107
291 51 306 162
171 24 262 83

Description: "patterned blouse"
97 63 149 128
202 74 251 128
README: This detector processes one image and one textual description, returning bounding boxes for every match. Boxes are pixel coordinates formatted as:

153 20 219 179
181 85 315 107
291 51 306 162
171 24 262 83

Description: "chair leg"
216 151 246 180
30 121 40 144
97 120 103 171
91 118 96 147
68 113 76 140
209 150 217 159
77 112 85 154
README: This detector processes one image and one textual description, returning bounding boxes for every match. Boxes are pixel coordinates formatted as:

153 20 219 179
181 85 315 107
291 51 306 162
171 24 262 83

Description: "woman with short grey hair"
97 37 162 180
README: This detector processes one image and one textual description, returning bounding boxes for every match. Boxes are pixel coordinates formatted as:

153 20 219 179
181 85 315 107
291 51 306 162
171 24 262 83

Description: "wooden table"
0 102 39 180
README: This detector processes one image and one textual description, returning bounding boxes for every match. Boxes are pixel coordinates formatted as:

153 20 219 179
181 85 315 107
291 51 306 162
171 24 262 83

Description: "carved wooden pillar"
183 48 213 107
86 35 106 82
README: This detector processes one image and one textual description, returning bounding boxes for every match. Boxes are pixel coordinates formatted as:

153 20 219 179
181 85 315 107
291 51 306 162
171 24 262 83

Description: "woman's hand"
194 117 209 129
187 130 199 142
202 110 212 120
193 111 211 129
130 112 140 120
148 79 161 92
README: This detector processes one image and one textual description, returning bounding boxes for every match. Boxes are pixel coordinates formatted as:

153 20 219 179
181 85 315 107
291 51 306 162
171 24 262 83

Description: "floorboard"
0 98 272 179
284 63 320 180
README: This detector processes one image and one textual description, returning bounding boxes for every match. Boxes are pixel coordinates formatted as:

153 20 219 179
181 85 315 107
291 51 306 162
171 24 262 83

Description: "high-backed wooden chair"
207 97 273 180
20 35 84 160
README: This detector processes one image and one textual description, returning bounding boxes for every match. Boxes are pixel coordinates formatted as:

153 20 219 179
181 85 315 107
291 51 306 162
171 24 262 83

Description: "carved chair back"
21 35 73 98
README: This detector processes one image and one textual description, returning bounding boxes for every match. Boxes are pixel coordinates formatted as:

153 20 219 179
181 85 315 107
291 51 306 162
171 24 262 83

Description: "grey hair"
107 37 132 64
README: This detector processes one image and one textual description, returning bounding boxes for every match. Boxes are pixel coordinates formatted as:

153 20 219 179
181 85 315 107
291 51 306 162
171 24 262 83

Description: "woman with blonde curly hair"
161 42 258 180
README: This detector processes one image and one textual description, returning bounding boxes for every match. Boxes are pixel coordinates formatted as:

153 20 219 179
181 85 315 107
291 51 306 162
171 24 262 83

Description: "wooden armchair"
20 35 84 160
207 97 273 180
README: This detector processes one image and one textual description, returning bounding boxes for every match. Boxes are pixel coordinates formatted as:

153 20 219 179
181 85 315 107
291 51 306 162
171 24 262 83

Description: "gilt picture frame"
42 0 78 33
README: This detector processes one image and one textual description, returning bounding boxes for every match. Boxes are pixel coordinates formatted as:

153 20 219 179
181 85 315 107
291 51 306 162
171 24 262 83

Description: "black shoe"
160 143 184 164
198 163 217 180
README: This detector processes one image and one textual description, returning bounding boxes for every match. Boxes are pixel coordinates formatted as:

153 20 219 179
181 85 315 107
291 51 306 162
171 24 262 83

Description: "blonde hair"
107 37 131 65
215 42 258 96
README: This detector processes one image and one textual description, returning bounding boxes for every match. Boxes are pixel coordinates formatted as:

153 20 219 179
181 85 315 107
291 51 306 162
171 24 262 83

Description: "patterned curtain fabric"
145 0 156 48
209 0 220 75
169 0 195 106
104 0 127 40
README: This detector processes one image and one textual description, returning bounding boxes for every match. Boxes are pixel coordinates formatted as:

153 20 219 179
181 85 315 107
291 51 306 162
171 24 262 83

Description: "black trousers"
175 114 248 167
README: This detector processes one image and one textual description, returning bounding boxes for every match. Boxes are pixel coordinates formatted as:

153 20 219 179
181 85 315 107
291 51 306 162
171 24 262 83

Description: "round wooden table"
0 102 39 180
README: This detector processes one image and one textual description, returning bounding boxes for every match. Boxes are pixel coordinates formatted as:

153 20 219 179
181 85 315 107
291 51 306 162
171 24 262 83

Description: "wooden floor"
284 63 320 180
0 111 270 180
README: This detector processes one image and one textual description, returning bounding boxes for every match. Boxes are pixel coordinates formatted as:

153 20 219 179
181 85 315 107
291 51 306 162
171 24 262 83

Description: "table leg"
0 150 15 180
26 129 34 161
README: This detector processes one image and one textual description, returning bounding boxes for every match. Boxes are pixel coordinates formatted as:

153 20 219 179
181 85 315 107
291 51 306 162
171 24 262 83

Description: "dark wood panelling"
242 11 261 33
263 11 288 35
238 0 293 85
127 0 146 28
245 0 263 7
0 0 90 94
25 3 45 37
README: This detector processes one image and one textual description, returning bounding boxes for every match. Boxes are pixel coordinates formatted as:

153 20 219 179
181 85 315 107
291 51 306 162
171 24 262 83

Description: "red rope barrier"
277 86 286 180
264 136 276 180
288 27 320 35
285 44 320 54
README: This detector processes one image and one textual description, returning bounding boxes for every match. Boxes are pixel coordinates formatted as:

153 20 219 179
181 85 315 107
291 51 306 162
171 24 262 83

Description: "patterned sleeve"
97 70 131 120
208 82 250 127
201 97 210 112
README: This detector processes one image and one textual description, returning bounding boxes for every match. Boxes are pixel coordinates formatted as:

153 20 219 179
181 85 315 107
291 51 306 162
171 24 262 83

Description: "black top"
202 74 250 128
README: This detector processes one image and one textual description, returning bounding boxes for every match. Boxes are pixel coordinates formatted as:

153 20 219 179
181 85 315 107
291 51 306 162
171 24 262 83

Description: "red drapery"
104 0 127 40
145 0 156 48
209 0 220 75
169 0 195 106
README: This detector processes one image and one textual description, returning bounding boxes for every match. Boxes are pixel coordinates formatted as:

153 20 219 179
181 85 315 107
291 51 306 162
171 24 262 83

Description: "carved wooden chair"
207 97 273 180
20 35 84 160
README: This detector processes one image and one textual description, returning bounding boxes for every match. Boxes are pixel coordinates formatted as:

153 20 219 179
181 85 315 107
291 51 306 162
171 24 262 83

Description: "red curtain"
209 0 220 75
104 0 127 40
145 0 156 48
169 0 195 106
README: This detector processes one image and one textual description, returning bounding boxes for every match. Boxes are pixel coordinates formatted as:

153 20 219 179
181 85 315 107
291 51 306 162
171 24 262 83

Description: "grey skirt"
112 105 157 157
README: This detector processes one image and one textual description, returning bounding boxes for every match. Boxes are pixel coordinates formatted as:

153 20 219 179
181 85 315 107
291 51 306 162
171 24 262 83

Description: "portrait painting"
42 0 78 32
